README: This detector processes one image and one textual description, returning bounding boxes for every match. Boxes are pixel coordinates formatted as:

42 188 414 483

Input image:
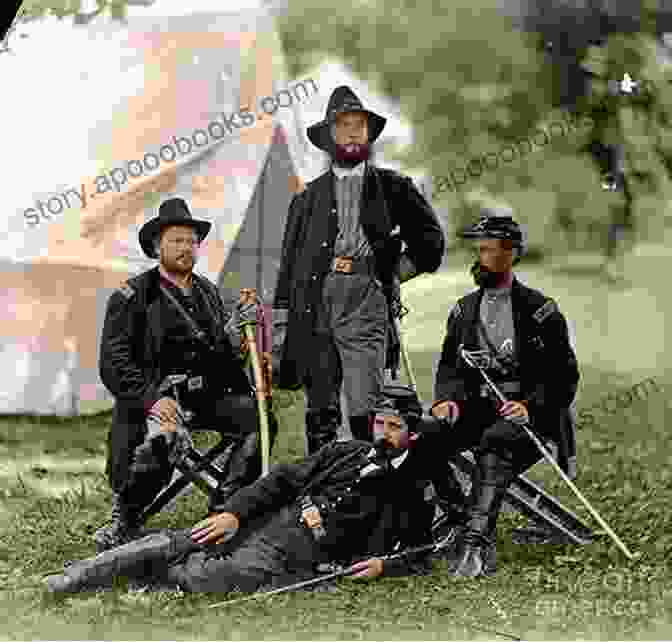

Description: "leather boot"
305 408 340 455
95 433 176 552
451 451 514 578
431 466 470 564
208 411 279 512
94 493 143 554
46 530 197 594
349 414 373 443
433 464 469 518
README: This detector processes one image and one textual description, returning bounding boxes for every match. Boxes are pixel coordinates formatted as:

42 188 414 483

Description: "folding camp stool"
436 447 593 545
138 374 251 524
382 381 593 545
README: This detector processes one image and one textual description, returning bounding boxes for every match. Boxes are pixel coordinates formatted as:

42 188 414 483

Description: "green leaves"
277 0 672 258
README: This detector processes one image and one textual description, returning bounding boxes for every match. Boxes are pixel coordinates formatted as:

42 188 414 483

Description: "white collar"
484 286 511 300
363 446 409 469
332 161 366 179
390 449 410 469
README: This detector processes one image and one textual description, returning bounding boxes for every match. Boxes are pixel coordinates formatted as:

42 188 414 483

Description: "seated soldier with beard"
45 403 440 595
416 207 580 578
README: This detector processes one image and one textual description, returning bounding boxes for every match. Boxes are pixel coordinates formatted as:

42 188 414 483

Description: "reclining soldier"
419 208 580 577
95 197 278 552
46 405 437 594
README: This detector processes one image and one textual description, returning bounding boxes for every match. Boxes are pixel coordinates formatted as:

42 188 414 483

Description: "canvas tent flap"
0 7 314 414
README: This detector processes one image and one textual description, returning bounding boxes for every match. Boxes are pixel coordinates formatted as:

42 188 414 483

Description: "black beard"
332 142 370 167
373 429 410 462
470 261 506 289
373 442 404 462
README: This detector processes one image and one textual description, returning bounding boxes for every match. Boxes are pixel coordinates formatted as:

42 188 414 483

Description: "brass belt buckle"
333 256 353 273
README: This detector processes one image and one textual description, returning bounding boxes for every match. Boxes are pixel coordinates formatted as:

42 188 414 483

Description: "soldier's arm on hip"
389 171 445 274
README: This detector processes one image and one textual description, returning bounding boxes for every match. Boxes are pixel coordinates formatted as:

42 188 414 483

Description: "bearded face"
331 111 371 167
470 238 516 288
372 411 411 460
156 225 200 275
333 141 371 165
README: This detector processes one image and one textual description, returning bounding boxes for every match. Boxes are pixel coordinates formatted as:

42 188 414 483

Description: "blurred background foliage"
6 0 672 263
275 0 672 264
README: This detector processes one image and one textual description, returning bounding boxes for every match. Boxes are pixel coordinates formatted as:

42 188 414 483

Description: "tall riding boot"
349 414 373 443
305 408 340 455
208 412 279 513
431 465 470 563
433 464 469 519
94 492 143 554
46 530 198 594
451 451 515 578
95 433 176 553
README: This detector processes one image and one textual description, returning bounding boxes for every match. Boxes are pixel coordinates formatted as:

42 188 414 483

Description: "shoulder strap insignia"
118 282 136 301
533 299 557 323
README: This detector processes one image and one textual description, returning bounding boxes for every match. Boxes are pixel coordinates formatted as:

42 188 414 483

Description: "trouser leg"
46 530 199 594
202 393 279 512
96 410 184 552
466 450 516 537
413 412 483 512
334 275 388 443
167 507 318 593
303 332 342 454
452 418 521 577
123 411 187 512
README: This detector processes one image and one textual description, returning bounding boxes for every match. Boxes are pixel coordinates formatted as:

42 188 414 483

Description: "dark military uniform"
424 277 579 475
100 266 277 533
417 213 579 577
46 438 435 594
274 89 444 453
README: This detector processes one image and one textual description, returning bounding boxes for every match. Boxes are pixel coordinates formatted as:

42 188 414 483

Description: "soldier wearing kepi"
273 85 445 452
420 207 580 577
95 197 277 552
46 404 437 595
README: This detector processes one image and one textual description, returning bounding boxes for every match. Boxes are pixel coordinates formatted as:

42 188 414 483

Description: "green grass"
0 255 671 639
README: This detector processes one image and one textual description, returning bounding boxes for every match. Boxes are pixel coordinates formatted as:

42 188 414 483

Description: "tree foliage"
1 0 132 53
276 0 672 259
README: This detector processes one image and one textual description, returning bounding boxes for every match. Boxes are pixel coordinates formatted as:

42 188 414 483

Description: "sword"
208 531 460 608
239 290 271 477
459 346 636 560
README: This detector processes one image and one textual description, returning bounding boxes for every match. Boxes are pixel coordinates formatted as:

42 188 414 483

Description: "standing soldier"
272 85 445 452
422 208 579 577
96 197 277 552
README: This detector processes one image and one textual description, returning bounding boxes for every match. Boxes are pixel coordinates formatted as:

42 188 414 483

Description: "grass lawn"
0 254 670 640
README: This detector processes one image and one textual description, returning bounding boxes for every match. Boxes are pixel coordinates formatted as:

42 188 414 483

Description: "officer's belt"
157 373 237 396
330 255 377 276
478 380 520 398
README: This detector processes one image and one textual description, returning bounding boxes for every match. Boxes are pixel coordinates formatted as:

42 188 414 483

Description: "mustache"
471 261 503 288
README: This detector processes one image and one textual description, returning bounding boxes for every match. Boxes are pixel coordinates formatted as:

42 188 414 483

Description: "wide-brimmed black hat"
307 85 387 152
139 198 211 259
460 207 523 246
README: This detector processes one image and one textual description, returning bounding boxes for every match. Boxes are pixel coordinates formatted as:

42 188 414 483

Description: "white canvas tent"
0 4 322 415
